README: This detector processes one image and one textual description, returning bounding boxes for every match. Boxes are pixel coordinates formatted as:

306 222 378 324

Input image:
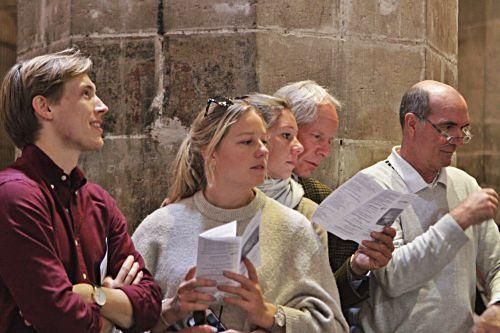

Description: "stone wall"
0 0 16 169
458 0 500 220
17 0 460 230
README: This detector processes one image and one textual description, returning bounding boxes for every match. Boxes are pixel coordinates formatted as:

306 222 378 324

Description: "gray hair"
274 80 341 125
243 93 289 129
399 87 430 128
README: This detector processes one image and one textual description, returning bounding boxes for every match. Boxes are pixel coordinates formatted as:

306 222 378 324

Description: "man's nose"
95 96 108 114
291 138 304 156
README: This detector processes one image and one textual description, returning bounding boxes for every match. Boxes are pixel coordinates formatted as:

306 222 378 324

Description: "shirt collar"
17 144 87 190
388 146 447 193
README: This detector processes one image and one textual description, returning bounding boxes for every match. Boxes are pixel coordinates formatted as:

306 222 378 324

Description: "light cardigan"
359 148 500 333
132 189 349 333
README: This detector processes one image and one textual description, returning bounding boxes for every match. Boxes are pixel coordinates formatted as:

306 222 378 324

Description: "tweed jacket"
298 177 367 310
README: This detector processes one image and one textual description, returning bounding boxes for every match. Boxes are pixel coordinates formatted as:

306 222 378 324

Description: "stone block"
456 152 484 184
74 37 157 135
483 154 500 194
486 0 500 21
427 0 458 58
165 0 256 31
163 33 257 128
255 32 341 96
425 48 457 86
0 9 16 45
17 0 71 53
458 0 486 27
485 21 500 92
311 139 395 189
343 0 425 40
337 139 394 185
256 0 339 32
458 25 486 92
483 122 500 151
338 41 422 140
80 136 181 232
72 0 157 35
0 128 15 170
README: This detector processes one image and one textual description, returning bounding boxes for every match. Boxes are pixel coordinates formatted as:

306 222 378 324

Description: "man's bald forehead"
413 80 462 98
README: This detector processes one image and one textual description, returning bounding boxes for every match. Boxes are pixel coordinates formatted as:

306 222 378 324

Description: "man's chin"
293 165 315 178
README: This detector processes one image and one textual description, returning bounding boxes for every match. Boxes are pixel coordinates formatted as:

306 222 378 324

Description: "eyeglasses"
205 96 234 117
424 118 473 145
204 96 248 117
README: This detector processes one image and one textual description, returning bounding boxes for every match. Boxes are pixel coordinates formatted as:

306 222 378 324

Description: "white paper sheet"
312 173 417 244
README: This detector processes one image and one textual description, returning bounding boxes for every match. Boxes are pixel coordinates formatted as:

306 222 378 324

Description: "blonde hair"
0 48 92 148
168 99 259 202
274 80 341 125
243 93 289 129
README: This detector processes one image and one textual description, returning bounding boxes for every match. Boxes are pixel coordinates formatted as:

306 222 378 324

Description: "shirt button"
65 208 69 213
75 191 78 195
82 273 87 280
75 240 79 246
50 184 55 189
61 175 67 181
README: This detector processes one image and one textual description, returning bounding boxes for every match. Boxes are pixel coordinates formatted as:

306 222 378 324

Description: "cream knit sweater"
132 189 348 332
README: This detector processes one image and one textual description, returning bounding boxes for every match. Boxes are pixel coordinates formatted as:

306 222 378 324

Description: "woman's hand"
217 258 276 330
153 267 216 332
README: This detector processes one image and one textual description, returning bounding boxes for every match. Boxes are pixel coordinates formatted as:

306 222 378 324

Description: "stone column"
0 0 16 169
458 0 500 220
18 0 460 230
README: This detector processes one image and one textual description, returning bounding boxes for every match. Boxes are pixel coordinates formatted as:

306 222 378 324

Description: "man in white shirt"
358 80 500 333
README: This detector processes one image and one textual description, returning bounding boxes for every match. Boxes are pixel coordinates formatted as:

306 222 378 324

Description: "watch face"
275 308 286 327
93 287 106 307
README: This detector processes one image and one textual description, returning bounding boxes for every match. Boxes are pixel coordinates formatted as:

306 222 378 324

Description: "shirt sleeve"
103 192 162 332
373 213 469 297
475 219 500 306
0 180 102 333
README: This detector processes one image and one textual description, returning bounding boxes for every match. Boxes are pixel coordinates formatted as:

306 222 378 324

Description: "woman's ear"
32 95 53 121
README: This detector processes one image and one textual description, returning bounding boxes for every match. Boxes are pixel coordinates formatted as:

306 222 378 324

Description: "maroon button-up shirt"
0 145 162 333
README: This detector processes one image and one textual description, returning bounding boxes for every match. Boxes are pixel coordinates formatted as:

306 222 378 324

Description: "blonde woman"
132 97 348 332
244 93 396 314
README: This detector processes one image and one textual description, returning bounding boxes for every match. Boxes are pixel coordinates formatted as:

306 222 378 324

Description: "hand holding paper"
312 172 416 244
195 211 262 300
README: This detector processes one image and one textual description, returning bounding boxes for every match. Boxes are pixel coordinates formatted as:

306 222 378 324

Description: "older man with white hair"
275 81 379 312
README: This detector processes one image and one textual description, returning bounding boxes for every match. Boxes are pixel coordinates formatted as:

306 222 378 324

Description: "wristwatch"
271 305 286 330
92 286 107 307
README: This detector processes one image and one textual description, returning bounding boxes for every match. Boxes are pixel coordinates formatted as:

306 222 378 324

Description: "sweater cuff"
280 306 306 333
433 213 469 246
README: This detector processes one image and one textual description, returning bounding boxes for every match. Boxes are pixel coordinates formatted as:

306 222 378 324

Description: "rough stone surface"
79 136 179 232
425 48 458 86
165 0 256 31
17 0 71 54
343 0 425 40
255 32 340 95
0 1 16 169
338 41 422 140
163 33 258 127
256 0 339 32
457 0 499 202
337 140 395 184
427 0 458 58
72 0 158 35
74 37 157 135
